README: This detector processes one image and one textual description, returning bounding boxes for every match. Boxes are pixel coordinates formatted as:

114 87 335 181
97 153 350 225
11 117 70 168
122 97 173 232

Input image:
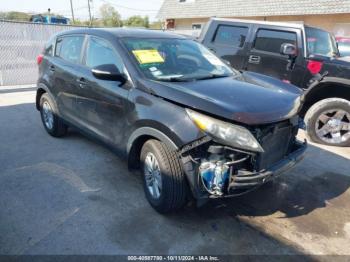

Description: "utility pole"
70 0 75 23
87 0 92 26
47 8 51 23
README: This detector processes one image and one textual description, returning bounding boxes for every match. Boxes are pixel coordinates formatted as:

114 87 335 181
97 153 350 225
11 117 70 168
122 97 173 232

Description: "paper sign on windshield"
132 49 164 64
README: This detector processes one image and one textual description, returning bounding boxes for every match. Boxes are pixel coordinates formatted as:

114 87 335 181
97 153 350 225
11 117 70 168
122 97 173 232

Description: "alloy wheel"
42 101 54 130
315 109 350 144
144 152 162 199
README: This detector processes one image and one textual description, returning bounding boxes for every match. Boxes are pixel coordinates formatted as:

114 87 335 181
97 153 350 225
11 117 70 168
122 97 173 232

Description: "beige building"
157 0 350 36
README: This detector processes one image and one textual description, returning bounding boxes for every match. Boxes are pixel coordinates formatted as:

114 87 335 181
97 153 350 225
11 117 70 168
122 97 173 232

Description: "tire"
140 139 188 213
39 93 67 137
304 98 350 146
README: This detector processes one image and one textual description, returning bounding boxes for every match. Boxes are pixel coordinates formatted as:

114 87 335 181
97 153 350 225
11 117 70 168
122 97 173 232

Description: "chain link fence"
0 20 197 86
0 20 82 86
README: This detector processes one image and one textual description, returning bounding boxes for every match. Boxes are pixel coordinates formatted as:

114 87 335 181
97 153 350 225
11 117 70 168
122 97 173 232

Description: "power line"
100 0 159 12
53 5 89 14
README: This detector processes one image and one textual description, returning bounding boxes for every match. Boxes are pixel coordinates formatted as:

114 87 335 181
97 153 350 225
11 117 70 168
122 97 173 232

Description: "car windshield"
121 38 234 82
305 27 338 57
337 39 350 57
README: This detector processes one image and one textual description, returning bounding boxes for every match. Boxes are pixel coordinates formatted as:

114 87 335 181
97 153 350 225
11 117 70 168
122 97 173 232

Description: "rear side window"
85 37 124 72
55 35 84 64
213 25 248 47
254 29 297 53
44 37 55 56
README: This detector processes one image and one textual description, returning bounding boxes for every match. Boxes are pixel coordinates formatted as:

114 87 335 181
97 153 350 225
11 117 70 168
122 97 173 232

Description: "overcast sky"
0 0 164 21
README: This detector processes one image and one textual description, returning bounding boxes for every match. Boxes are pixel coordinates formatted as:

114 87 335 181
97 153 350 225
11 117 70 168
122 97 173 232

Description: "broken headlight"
186 109 264 152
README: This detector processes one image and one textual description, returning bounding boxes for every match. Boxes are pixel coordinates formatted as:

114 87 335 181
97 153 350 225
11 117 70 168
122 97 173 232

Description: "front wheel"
140 139 189 213
304 98 350 146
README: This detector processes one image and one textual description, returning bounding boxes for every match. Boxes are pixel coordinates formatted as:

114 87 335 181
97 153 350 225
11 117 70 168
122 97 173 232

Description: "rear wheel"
305 98 350 146
40 93 67 137
140 139 188 213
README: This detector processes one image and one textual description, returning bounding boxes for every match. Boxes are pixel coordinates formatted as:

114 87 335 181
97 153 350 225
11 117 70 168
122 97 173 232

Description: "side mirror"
280 43 297 57
91 64 127 85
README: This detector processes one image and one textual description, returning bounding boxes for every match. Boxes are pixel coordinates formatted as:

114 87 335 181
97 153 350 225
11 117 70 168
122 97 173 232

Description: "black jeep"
200 18 350 146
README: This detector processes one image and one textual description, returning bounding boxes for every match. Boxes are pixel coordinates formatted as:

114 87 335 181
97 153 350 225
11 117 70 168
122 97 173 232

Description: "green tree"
144 16 149 28
149 20 162 29
124 16 149 28
99 3 122 27
71 19 88 26
0 11 31 21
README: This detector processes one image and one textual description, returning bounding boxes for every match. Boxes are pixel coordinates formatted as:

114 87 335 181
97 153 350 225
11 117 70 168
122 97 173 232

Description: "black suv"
200 18 350 146
36 28 306 213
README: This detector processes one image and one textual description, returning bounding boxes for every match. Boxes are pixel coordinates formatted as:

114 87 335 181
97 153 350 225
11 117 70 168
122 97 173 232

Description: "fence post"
0 71 3 86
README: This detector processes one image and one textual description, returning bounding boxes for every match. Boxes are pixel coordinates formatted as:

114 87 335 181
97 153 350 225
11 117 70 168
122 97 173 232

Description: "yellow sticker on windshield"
132 49 164 64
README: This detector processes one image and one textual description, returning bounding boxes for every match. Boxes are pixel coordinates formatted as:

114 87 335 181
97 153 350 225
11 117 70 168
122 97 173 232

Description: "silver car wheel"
315 109 350 144
42 101 54 130
144 152 162 199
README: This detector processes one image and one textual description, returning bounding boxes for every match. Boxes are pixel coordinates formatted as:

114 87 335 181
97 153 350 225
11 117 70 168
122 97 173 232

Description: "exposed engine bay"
180 116 307 199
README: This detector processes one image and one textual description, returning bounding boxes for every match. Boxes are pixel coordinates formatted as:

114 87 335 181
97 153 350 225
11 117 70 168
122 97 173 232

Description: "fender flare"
304 76 350 98
36 82 57 111
301 77 350 113
126 127 179 156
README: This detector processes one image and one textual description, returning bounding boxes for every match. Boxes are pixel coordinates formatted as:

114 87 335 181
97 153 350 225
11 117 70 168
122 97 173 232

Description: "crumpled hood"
139 71 303 125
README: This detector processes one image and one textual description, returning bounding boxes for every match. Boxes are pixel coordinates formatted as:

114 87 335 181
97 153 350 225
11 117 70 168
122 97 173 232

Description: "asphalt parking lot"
0 86 349 256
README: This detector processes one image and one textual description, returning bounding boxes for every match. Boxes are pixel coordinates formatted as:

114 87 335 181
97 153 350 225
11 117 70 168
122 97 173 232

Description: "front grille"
255 122 294 170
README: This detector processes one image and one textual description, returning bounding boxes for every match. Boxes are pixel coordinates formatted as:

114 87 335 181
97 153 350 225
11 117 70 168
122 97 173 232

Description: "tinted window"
44 37 55 56
306 27 338 57
338 41 350 57
213 25 248 47
86 37 124 71
55 35 84 64
254 29 297 53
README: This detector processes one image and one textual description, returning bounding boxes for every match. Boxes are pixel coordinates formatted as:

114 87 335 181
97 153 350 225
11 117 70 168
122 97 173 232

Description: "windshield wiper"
196 73 231 80
156 76 192 82
156 73 230 82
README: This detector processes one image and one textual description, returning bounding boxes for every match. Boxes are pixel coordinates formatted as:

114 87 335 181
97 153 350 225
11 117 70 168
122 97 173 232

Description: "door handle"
248 55 261 64
209 48 216 53
49 65 55 72
76 77 86 88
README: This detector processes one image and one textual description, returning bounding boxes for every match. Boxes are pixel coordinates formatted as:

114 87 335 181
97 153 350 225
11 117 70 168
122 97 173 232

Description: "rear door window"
55 35 84 64
44 36 55 56
254 29 297 53
213 25 248 47
85 37 124 72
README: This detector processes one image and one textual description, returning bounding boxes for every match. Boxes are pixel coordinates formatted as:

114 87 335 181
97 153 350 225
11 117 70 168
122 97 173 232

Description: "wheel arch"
127 127 179 170
36 82 60 113
301 78 350 117
36 86 47 110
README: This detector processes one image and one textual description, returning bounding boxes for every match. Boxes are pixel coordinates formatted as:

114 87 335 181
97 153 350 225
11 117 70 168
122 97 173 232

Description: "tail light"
307 60 323 75
37 54 44 65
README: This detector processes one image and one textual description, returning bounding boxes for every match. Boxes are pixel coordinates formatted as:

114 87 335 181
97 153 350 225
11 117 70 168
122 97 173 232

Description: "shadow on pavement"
0 97 349 255
225 170 349 218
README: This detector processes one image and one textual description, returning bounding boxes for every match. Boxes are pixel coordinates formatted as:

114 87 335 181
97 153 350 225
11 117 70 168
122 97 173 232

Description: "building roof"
157 0 350 20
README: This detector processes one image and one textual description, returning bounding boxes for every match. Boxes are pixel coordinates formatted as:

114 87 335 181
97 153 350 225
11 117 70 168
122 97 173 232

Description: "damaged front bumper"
227 140 306 196
181 137 307 200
